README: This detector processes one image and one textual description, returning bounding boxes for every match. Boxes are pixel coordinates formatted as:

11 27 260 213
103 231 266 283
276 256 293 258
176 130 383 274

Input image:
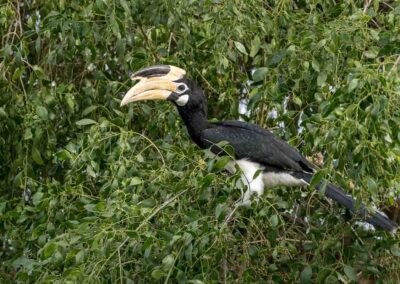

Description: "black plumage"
202 120 315 173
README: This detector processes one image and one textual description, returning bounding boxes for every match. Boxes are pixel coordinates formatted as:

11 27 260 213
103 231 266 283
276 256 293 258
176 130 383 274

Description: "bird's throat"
178 108 211 147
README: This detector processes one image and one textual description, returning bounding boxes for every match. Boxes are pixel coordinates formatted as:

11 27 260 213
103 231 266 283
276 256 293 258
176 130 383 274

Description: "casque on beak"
120 65 186 106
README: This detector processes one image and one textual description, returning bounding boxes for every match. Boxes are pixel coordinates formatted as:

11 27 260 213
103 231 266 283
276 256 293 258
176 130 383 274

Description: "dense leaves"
1 0 400 282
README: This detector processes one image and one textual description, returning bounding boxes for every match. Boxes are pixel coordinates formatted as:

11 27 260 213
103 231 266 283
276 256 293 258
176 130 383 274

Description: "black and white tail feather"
230 158 397 232
299 173 398 233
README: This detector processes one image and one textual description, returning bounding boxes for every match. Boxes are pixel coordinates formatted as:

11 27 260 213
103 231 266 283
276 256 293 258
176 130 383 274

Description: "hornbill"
120 64 398 232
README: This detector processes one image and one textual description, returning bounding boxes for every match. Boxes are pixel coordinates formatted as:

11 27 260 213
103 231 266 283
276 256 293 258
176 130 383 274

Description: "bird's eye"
176 84 187 93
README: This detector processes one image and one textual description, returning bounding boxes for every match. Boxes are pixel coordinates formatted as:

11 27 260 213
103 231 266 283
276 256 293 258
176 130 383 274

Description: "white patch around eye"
176 83 189 94
176 94 189 106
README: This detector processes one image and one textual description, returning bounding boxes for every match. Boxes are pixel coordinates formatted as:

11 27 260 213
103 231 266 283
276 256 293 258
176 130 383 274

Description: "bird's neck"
178 108 211 147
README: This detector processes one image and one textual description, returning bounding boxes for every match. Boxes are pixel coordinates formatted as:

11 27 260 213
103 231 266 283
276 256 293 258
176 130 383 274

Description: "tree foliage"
1 0 400 282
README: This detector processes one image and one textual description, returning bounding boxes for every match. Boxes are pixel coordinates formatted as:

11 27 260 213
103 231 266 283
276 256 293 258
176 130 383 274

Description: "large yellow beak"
120 65 186 107
120 79 176 106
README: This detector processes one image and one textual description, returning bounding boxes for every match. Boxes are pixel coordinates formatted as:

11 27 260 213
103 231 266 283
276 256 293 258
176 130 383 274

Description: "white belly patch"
231 159 308 205
262 172 308 188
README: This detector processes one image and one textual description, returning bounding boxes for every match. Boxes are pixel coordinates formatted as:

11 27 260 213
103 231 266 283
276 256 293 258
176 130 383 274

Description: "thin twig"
195 68 220 94
223 203 239 228
276 237 312 243
363 0 372 14
282 212 309 228
222 257 227 284
118 247 123 284
138 25 159 62
16 0 23 36
167 32 175 55
389 55 400 75
137 189 188 231
164 246 184 284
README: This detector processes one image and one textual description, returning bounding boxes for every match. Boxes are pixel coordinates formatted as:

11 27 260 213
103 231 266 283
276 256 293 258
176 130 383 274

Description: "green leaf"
373 0 379 12
188 280 204 284
367 177 377 192
310 169 325 188
201 173 214 188
318 181 328 195
212 156 231 172
292 96 302 106
138 198 156 208
316 269 331 283
348 79 359 93
317 72 327 86
84 203 95 212
316 39 327 48
0 107 7 118
384 134 392 144
36 106 48 120
311 58 320 72
130 177 142 186
248 245 259 258
35 37 41 55
299 266 312 284
269 215 279 227
76 118 97 126
363 49 378 59
12 67 25 81
32 147 44 165
248 92 262 110
344 265 357 281
252 169 262 180
252 67 268 82
391 247 400 257
75 251 84 264
32 191 44 206
24 128 33 140
12 256 34 270
33 65 48 80
151 269 166 279
221 56 229 68
56 150 71 161
162 254 175 269
234 41 248 55
82 105 98 116
119 0 130 13
215 203 227 219
250 36 260 57
43 242 57 259
116 38 126 57
13 172 23 188
270 52 284 64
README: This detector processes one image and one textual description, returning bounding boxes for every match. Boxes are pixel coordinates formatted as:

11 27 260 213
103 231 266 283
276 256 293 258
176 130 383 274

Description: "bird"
120 64 398 232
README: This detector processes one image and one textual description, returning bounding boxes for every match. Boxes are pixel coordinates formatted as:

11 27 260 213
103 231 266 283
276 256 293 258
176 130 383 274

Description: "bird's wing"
201 120 315 173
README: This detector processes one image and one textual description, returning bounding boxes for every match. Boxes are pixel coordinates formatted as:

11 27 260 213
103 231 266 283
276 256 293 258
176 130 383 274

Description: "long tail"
299 173 398 232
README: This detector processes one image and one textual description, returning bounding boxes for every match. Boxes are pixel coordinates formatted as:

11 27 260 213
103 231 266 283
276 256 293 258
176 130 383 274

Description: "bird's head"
120 65 205 113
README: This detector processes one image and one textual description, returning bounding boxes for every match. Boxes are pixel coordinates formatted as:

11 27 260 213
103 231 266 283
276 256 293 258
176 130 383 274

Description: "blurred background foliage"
1 0 400 282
